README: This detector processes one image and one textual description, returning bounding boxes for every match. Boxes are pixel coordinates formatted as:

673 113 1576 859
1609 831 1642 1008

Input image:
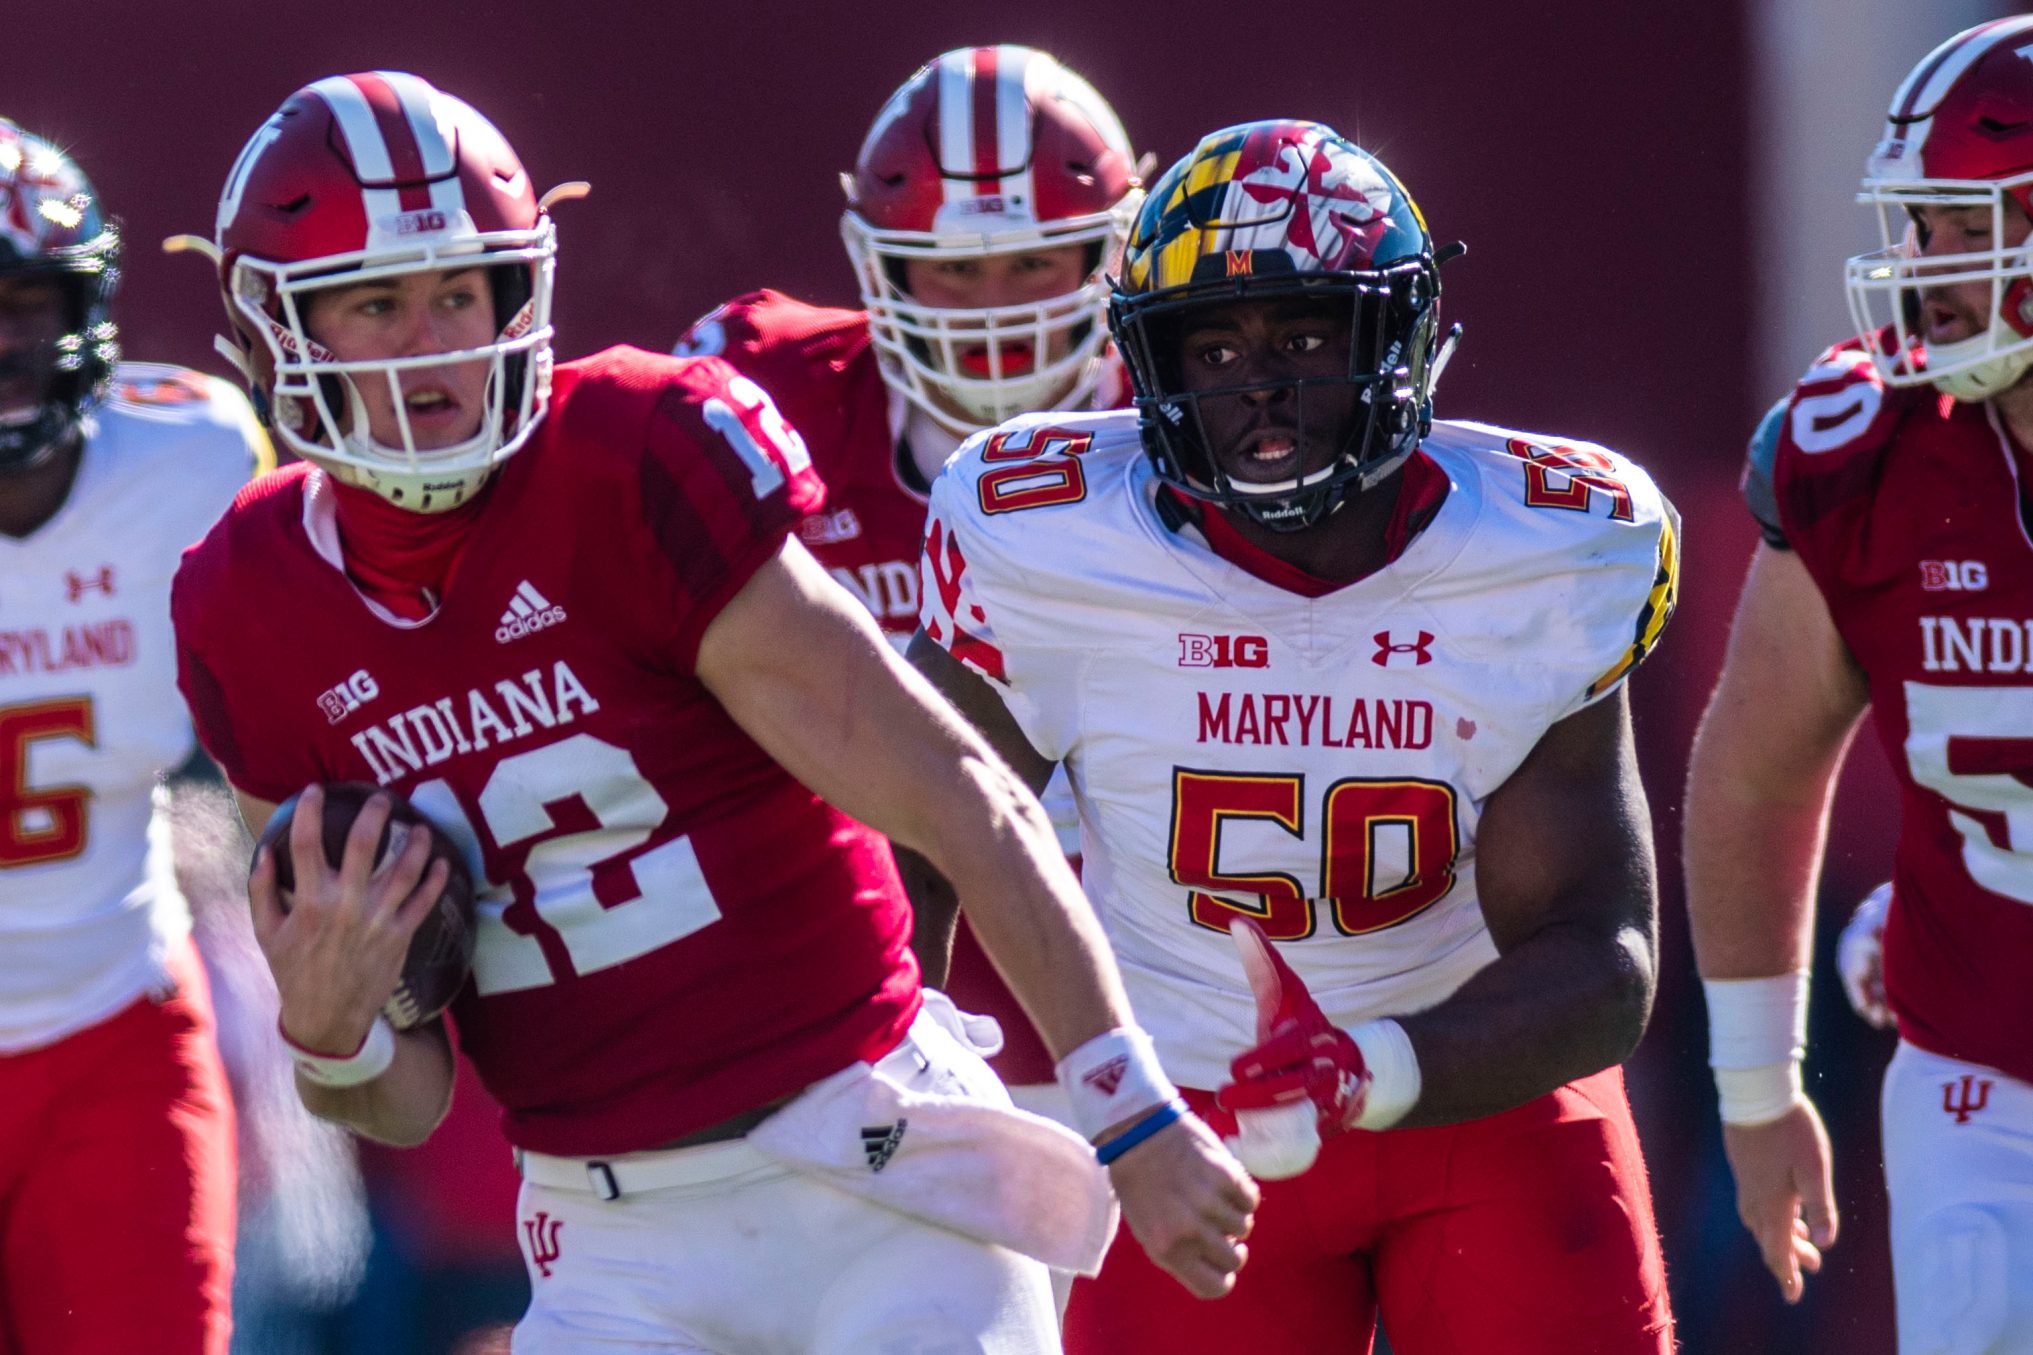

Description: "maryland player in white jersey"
913 122 1678 1354
0 122 265 1355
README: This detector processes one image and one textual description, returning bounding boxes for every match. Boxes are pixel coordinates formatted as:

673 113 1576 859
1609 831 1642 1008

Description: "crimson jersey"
677 291 929 633
1759 329 2033 1086
173 347 919 1155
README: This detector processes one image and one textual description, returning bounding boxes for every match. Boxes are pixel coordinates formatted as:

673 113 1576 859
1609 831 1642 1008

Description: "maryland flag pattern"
1587 507 1680 698
1121 120 1431 294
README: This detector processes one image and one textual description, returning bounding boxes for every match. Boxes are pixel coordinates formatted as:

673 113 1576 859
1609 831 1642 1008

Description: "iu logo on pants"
1942 1074 1993 1125
524 1211 564 1277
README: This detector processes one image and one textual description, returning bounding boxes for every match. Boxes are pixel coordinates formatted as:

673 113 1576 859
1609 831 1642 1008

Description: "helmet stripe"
345 73 434 212
937 50 974 207
1893 17 2033 123
310 75 405 235
378 71 456 176
378 70 470 223
995 45 1037 211
970 46 1000 194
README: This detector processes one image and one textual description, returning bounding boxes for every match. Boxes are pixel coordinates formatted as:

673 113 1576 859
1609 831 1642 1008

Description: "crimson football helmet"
1110 121 1455 531
0 120 120 472
208 72 556 511
1847 16 2033 400
841 46 1143 435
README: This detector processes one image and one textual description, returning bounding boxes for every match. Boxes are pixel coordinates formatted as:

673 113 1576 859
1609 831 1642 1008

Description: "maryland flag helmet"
0 120 120 472
1109 120 1452 529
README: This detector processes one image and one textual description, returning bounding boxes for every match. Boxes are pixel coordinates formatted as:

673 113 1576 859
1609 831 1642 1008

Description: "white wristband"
282 1015 397 1088
1348 1019 1421 1130
1704 973 1809 1125
1713 1062 1806 1126
1056 1027 1179 1142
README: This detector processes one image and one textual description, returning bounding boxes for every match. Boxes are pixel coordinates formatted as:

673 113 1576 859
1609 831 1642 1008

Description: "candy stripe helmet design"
210 72 557 511
841 45 1143 435
1846 16 2033 401
0 121 120 472
1109 120 1453 530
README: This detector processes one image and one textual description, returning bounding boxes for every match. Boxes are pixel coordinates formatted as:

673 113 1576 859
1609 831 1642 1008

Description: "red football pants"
1066 1068 1672 1355
0 938 236 1355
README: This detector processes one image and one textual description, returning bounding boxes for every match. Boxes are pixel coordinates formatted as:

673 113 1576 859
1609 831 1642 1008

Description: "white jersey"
921 410 1677 1088
0 365 266 1051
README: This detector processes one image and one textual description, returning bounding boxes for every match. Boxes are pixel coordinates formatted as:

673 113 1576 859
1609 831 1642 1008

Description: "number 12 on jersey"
1169 768 1459 939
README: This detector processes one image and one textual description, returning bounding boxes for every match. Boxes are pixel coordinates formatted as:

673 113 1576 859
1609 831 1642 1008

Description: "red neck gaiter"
1172 449 1450 598
329 478 490 621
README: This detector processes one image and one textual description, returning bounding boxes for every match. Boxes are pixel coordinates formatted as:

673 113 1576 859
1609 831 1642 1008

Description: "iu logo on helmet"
523 1210 564 1278
1372 631 1434 667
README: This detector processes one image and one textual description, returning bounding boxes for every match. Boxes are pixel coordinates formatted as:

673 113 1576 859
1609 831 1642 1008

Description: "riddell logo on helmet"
496 580 567 643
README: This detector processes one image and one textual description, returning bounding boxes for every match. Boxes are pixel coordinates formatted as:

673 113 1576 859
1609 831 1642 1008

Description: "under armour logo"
1082 1056 1128 1097
1371 630 1434 667
64 567 114 602
1943 1074 1993 1125
861 1120 908 1172
523 1211 563 1278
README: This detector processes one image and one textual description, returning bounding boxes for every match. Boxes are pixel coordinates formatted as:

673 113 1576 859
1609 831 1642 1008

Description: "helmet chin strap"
316 370 499 513
1929 328 2033 402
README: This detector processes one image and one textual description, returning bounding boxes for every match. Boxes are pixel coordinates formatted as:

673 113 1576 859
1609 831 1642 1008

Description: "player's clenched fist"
1106 1112 1258 1299
249 783 449 1057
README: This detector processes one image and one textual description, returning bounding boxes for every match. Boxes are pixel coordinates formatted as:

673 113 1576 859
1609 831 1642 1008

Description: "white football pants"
509 1013 1059 1354
1882 1041 2033 1355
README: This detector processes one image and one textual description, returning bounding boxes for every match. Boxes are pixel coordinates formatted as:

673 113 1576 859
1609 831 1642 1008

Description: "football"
258 781 478 1031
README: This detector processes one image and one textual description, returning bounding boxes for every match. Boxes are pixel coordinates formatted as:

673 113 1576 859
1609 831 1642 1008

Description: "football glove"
1215 917 1370 1137
1837 883 1894 1030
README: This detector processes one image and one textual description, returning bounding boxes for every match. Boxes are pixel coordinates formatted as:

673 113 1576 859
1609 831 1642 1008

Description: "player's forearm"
1685 545 1868 979
1394 912 1655 1127
910 752 1132 1057
1683 696 1852 979
295 1025 455 1148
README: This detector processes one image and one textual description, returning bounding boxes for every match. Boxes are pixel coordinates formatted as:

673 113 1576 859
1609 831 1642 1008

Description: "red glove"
1215 917 1370 1137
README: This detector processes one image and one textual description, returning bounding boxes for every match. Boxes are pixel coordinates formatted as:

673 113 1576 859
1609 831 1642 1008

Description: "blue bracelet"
1094 1097 1188 1166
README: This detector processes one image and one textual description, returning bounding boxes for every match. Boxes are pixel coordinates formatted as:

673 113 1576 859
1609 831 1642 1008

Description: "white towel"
748 1012 1118 1275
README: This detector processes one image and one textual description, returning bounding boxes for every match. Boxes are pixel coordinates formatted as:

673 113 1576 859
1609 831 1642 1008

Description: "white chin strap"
314 375 499 514
1929 326 2033 402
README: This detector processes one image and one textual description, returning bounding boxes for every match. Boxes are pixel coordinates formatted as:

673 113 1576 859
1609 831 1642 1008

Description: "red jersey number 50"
1169 768 1458 939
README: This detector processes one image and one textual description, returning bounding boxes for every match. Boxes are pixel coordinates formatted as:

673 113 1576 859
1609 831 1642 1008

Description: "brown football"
257 781 478 1031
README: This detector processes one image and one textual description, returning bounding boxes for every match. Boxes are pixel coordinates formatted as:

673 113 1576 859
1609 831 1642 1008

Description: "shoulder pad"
1779 330 1927 460
1742 398 1789 548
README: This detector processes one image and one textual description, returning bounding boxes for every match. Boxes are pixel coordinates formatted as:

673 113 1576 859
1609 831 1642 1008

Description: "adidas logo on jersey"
861 1120 907 1172
496 581 567 644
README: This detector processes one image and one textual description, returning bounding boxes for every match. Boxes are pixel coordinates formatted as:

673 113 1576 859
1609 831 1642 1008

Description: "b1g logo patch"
317 669 380 724
1920 560 1988 592
1178 634 1269 669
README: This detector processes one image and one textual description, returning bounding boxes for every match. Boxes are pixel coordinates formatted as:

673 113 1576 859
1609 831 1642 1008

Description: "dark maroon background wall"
7 1 1906 1348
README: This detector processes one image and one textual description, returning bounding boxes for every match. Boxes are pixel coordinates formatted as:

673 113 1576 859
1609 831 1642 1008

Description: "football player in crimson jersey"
673 46 1146 1122
909 120 1678 1354
1688 18 2033 1349
0 123 259 1354
171 73 1254 1352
